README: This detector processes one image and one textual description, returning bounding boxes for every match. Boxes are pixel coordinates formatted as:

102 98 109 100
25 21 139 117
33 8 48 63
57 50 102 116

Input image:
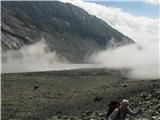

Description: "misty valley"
1 1 160 120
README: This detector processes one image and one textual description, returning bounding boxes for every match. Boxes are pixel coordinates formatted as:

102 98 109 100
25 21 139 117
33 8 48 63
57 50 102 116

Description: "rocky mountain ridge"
1 1 134 62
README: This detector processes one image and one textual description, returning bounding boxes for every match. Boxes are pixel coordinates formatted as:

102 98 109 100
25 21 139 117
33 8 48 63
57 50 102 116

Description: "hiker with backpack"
107 99 142 120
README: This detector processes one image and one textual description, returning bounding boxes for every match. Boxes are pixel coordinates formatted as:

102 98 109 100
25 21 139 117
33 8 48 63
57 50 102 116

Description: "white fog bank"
2 40 102 73
2 40 68 73
62 0 160 79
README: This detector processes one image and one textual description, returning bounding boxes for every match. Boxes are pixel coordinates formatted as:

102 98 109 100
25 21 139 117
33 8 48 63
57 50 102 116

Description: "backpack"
106 100 121 117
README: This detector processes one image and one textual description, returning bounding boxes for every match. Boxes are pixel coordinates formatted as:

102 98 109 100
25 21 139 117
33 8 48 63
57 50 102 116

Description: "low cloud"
62 0 160 79
2 39 68 73
90 44 159 79
2 1 159 79
62 0 159 46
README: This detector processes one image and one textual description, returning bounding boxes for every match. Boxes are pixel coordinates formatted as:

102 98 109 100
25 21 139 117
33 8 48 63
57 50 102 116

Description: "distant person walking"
107 99 142 120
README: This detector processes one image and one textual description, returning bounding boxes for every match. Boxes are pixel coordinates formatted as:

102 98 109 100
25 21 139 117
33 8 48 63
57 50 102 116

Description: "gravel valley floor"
1 69 160 120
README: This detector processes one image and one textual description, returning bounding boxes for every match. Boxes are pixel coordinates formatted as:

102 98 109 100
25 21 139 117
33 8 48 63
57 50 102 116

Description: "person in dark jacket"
108 99 142 120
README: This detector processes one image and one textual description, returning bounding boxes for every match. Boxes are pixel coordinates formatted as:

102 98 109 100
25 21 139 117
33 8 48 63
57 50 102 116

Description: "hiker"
107 99 142 120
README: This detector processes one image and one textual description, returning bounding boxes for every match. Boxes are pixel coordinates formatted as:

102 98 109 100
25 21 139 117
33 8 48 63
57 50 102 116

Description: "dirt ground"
1 68 160 120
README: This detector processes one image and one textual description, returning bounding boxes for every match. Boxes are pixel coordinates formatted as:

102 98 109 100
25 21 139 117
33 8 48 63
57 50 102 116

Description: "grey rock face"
1 1 134 62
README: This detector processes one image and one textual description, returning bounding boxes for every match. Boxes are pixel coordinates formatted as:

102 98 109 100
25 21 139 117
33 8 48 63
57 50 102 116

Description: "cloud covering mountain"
1 1 133 73
63 0 160 79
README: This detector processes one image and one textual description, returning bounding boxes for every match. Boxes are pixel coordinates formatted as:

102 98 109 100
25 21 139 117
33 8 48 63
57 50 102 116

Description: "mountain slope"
1 1 134 62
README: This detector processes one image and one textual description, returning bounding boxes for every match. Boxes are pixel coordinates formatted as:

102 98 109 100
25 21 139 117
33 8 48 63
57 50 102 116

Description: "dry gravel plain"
1 68 160 120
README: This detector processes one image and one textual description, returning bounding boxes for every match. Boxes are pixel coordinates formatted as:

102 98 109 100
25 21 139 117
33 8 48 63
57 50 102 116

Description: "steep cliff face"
1 1 134 62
